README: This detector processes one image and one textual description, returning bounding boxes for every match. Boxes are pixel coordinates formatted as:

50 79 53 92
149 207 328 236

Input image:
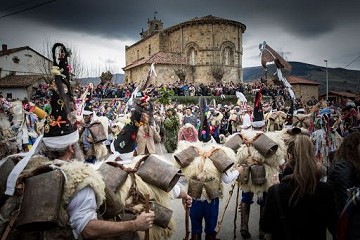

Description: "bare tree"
173 66 187 82
68 47 86 80
100 71 113 84
32 36 53 82
209 64 226 82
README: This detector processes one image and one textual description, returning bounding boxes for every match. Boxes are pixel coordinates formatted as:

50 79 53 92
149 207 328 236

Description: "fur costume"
292 113 311 129
174 140 236 201
233 129 286 197
107 154 177 240
264 110 287 132
0 155 106 239
0 113 18 158
79 115 109 162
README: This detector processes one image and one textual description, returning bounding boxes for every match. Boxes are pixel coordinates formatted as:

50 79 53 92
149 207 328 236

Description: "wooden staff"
216 182 236 234
144 194 150 240
233 182 241 239
183 206 190 240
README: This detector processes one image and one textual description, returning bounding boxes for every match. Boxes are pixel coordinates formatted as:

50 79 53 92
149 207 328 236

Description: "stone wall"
125 34 161 66
292 84 319 102
124 16 245 84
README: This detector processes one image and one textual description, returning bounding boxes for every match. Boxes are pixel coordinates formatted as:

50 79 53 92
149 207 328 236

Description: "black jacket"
260 176 337 240
327 161 360 215
328 160 360 240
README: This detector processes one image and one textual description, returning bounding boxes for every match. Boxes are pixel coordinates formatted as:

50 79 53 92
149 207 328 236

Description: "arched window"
222 46 233 66
189 47 196 66
148 44 151 56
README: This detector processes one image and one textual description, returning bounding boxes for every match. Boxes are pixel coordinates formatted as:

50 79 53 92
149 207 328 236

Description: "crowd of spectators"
82 80 292 100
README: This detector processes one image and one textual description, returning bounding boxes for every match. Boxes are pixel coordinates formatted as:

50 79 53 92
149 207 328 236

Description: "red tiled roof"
0 75 46 88
287 76 320 85
166 15 246 34
326 91 356 98
123 52 186 71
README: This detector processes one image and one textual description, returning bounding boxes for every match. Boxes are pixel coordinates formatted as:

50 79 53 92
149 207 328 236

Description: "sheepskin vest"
113 156 176 240
236 130 286 197
0 156 105 240
174 141 237 202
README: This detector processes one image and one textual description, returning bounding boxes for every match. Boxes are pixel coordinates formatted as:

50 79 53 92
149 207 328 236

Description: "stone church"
123 15 246 85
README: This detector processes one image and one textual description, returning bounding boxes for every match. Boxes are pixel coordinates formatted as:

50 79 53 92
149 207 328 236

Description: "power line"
0 0 41 11
344 55 360 69
0 0 56 19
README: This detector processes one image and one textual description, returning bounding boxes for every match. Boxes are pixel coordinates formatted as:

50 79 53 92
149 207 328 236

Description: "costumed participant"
0 95 12 114
136 111 161 155
228 106 242 134
240 105 253 130
209 110 223 143
178 123 198 143
78 93 108 164
224 90 286 240
163 108 180 153
0 43 155 240
105 71 192 240
0 108 18 158
173 97 244 240
19 100 42 152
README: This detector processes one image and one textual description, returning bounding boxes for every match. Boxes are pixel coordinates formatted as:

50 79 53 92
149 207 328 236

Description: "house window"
6 93 12 99
148 44 151 56
137 50 139 60
12 56 20 64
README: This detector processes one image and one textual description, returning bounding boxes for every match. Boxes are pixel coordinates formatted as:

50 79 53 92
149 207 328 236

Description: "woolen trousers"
190 198 219 235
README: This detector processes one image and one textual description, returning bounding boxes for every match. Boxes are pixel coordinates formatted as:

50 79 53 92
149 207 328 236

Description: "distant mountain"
243 61 360 95
78 73 124 85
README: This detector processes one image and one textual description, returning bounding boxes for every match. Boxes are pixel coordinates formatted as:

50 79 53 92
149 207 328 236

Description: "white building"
0 75 47 100
0 44 52 100
0 44 52 78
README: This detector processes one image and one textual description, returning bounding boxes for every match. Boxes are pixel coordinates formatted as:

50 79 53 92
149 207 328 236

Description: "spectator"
327 131 360 240
260 135 337 240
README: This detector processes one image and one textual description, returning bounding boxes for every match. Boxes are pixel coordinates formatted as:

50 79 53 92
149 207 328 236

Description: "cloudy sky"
1 0 360 77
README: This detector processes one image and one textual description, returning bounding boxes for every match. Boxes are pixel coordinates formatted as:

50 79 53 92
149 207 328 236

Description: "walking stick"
144 194 150 240
233 181 241 240
183 207 190 240
216 181 236 234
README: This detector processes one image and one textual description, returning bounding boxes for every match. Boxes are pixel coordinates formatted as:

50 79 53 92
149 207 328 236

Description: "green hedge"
164 94 275 105
168 95 238 105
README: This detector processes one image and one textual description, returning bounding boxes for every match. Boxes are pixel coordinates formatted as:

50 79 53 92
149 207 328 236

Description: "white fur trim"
252 121 265 128
43 130 79 149
83 110 93 115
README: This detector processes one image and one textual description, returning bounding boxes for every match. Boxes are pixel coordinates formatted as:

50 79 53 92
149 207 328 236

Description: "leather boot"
240 202 251 239
259 206 265 240
205 233 220 240
191 233 201 240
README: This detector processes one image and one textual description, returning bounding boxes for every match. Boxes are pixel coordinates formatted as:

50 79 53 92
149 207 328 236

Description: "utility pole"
324 60 328 101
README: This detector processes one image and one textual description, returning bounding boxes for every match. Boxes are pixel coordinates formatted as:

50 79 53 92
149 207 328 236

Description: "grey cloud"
2 0 359 41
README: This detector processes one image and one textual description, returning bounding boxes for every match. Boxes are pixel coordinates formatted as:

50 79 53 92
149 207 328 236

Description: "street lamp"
324 60 328 101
